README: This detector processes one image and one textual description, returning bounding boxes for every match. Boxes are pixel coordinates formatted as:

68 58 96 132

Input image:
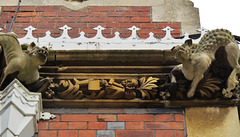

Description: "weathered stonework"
186 107 240 137
0 0 200 34
171 29 240 99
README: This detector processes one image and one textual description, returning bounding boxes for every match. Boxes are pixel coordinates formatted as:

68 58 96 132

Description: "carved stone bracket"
0 79 42 137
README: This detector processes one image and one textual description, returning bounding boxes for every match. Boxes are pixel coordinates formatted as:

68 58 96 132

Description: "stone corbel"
0 79 54 137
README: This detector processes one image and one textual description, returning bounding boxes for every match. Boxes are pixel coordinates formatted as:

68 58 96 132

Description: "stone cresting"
171 29 240 99
0 25 207 50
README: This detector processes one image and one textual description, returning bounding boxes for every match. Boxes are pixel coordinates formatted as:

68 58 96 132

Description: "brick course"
37 113 185 137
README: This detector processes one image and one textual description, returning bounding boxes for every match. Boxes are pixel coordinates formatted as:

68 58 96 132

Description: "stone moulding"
42 98 239 108
0 79 42 137
0 25 208 50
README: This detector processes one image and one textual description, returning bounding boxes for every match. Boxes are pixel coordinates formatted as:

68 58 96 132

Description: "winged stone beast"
171 29 240 98
0 32 48 90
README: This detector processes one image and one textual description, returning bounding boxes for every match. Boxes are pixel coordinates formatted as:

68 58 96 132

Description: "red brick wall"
38 112 184 137
0 6 181 38
1 6 184 137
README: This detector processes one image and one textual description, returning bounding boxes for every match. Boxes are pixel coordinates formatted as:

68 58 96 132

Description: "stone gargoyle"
0 32 50 93
171 29 240 98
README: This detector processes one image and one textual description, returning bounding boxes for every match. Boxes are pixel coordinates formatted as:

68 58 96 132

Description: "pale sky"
191 0 240 35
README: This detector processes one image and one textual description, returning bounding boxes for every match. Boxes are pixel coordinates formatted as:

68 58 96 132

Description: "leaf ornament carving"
57 80 84 99
137 77 159 99
197 74 222 98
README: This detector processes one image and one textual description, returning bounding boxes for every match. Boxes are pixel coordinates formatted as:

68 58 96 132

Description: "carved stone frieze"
0 27 239 104
49 77 159 100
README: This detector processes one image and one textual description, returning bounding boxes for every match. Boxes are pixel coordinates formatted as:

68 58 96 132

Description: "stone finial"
59 25 72 39
93 25 106 39
128 26 140 39
162 26 174 40
24 26 37 39
197 27 209 37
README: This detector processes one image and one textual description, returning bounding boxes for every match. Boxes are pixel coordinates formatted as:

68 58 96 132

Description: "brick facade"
38 108 185 137
0 6 181 38
1 5 183 137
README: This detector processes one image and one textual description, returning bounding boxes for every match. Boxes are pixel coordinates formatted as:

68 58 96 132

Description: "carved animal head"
26 42 48 65
171 39 195 62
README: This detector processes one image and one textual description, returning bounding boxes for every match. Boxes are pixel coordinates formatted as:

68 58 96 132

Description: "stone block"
146 108 184 114
186 107 240 137
66 108 89 114
88 108 124 114
97 130 115 137
124 108 146 114
107 122 125 129
50 108 67 114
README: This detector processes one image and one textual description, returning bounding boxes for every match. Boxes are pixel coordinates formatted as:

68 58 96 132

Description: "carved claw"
187 90 195 98
159 91 170 100
44 90 55 99
222 89 233 98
